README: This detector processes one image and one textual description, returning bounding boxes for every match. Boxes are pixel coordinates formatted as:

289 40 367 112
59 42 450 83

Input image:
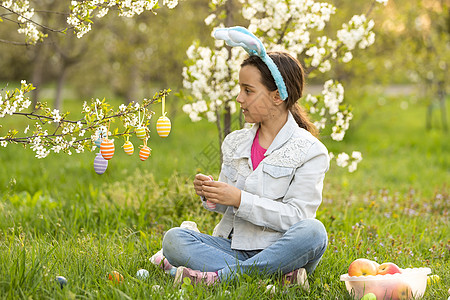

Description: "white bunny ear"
213 28 230 41
228 30 262 55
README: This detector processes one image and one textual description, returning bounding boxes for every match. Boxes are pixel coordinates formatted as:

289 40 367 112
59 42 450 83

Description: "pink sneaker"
282 268 309 291
153 255 173 271
174 266 219 286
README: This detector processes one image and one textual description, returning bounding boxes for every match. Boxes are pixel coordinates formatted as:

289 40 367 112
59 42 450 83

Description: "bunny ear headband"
213 26 288 100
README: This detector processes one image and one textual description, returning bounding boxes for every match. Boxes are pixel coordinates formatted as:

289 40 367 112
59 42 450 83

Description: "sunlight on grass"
0 94 448 299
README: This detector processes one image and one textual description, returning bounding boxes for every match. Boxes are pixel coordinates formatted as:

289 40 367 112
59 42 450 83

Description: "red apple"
348 258 378 276
377 262 402 275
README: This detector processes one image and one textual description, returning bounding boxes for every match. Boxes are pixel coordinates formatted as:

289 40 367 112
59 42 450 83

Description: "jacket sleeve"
234 141 329 232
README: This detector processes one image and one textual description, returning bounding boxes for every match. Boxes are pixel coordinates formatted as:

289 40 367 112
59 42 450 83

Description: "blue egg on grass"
56 276 67 289
93 152 108 174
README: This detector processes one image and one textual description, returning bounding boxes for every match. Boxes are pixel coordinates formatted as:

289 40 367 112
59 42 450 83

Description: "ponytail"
290 103 319 137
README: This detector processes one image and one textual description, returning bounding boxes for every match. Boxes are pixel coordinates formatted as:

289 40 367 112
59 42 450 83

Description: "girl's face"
237 65 280 124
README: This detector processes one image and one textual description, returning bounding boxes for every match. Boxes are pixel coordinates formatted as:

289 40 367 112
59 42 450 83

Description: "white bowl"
340 267 432 299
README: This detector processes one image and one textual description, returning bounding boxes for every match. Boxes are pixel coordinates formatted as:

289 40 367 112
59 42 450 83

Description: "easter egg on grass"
108 271 124 283
136 269 149 279
139 146 151 161
100 139 115 160
55 276 67 289
156 116 171 138
123 140 134 155
93 152 108 174
135 126 147 140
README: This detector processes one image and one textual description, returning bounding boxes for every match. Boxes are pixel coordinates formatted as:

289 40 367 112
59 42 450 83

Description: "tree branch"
0 5 69 33
0 38 29 45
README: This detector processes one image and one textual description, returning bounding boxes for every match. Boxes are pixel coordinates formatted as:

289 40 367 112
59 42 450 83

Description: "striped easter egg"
100 139 115 160
139 146 151 161
123 141 134 155
94 129 107 147
135 127 147 140
94 137 102 148
94 152 108 174
156 116 171 138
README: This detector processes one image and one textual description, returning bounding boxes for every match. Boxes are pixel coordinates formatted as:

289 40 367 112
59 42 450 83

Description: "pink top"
251 129 267 170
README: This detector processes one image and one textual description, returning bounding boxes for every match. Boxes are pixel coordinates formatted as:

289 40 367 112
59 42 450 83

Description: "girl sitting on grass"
162 26 329 288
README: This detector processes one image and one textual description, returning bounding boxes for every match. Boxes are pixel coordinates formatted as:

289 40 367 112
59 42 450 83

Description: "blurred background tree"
0 0 448 128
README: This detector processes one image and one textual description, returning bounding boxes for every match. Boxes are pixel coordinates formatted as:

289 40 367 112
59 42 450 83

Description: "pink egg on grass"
206 176 216 209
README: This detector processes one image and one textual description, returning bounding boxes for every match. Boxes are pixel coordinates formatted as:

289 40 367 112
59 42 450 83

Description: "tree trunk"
125 65 138 104
438 82 448 132
221 0 235 141
31 44 46 108
54 65 67 111
426 103 433 131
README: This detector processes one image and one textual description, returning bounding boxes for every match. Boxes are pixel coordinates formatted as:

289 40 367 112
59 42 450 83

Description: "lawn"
0 92 448 299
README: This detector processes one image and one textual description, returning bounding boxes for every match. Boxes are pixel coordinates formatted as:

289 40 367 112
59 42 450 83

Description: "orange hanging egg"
139 146 151 161
100 139 115 160
156 116 171 138
135 126 147 140
122 141 134 155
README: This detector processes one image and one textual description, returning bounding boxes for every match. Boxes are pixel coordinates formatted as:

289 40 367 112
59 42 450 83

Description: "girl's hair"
241 52 318 137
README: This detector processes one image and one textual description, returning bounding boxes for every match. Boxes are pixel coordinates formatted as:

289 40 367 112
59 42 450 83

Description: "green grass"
0 93 448 299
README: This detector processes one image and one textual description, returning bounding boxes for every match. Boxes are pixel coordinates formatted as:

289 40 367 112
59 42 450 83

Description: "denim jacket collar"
232 111 296 160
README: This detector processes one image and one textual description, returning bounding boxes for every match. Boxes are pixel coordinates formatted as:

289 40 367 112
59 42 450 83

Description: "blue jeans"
162 218 327 282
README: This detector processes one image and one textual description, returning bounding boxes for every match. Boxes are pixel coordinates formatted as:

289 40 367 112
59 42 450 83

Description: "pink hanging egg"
139 146 151 161
94 152 108 174
135 127 147 140
156 116 171 138
100 139 115 160
123 141 134 155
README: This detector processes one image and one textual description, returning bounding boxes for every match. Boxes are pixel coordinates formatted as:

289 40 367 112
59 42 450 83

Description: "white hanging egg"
100 139 115 160
135 126 147 140
94 152 108 174
123 141 134 155
139 146 151 161
156 116 171 138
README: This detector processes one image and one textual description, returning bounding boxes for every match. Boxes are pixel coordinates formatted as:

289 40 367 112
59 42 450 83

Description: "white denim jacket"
202 112 330 250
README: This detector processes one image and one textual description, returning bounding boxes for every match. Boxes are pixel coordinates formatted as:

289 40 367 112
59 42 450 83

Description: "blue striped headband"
213 26 288 101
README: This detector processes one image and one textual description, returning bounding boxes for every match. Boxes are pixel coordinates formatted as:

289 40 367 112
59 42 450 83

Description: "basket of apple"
340 258 432 300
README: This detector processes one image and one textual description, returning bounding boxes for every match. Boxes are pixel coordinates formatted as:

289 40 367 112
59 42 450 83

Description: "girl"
162 27 329 288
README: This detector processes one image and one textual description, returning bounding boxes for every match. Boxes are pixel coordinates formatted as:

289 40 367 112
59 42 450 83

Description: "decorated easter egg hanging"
156 116 171 138
139 145 151 161
100 139 115 160
135 126 147 140
123 140 134 155
94 128 107 147
94 152 108 174
156 95 171 138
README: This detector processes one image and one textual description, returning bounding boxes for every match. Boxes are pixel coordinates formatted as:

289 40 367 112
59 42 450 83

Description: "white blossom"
336 152 350 167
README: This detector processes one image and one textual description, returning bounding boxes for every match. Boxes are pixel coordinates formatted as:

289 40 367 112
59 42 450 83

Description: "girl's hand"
201 180 242 208
193 173 213 197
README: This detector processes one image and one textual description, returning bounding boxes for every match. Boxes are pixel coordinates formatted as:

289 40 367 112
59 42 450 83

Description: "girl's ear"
272 90 284 105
